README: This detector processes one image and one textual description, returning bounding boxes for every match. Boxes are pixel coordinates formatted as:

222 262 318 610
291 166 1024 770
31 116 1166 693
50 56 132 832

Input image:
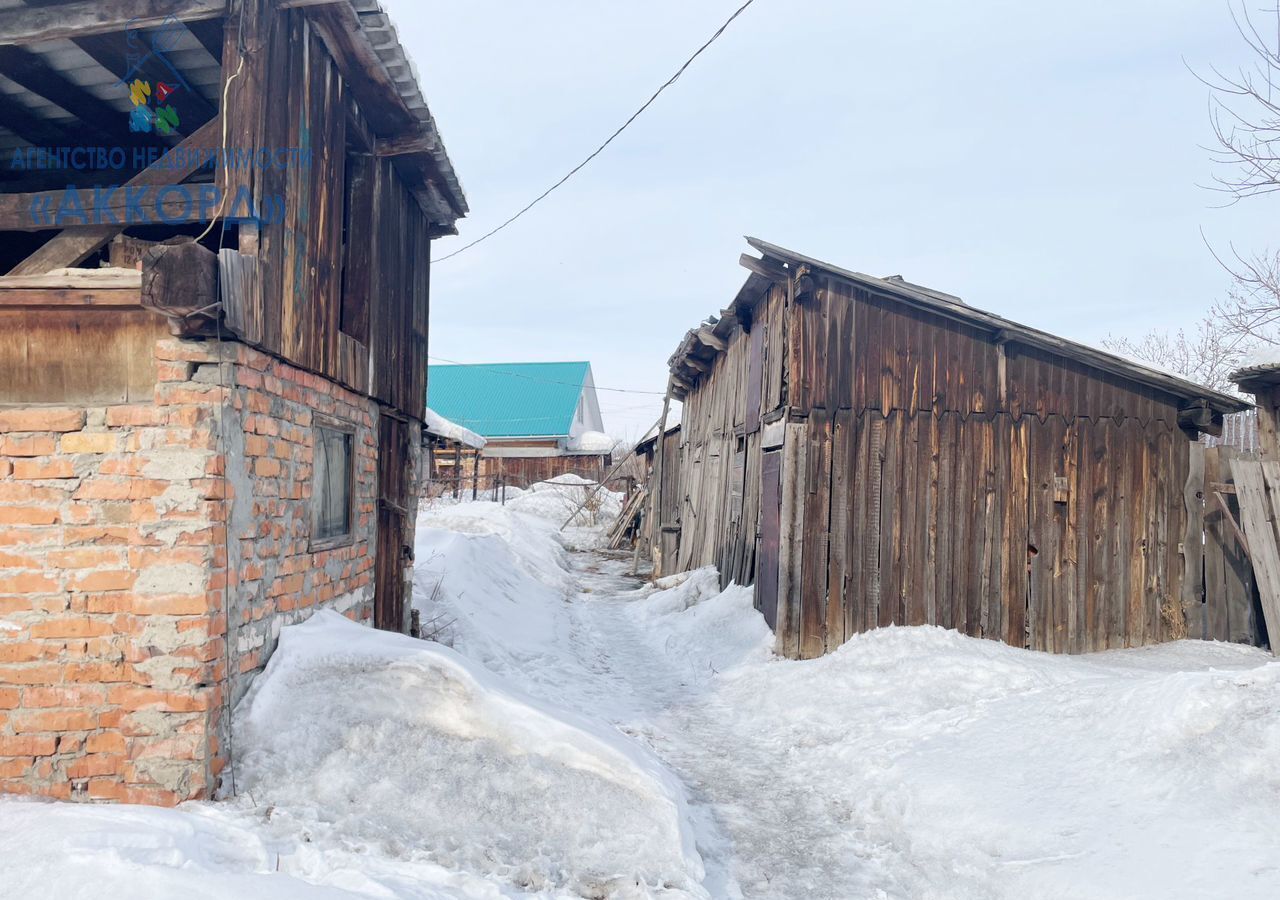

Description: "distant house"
427 362 612 488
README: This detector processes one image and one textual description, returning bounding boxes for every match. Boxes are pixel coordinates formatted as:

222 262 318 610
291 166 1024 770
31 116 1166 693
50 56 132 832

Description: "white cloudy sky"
385 0 1276 441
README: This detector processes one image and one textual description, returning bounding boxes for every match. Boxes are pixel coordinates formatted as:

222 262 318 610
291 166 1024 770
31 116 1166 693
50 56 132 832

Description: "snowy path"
526 552 910 899
453 540 1280 900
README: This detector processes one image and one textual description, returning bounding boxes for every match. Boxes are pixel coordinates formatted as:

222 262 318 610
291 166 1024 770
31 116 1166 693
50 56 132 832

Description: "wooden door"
374 412 411 632
757 448 783 631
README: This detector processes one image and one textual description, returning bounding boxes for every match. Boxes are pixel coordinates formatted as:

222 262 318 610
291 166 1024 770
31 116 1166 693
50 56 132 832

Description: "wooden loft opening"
0 0 227 273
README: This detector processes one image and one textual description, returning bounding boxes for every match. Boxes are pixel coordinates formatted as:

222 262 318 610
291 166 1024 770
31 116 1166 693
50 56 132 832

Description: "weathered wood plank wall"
220 2 431 421
666 271 1203 657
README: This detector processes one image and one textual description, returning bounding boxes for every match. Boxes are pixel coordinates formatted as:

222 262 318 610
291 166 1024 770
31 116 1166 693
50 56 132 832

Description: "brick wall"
0 342 225 805
0 336 392 805
217 340 378 710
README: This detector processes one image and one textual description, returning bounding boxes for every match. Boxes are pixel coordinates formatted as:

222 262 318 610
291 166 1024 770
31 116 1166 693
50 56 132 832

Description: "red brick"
70 570 136 592
0 642 40 663
65 754 121 779
0 734 56 756
108 686 210 713
60 432 119 454
104 405 167 428
12 709 97 733
0 408 85 434
0 482 68 503
87 777 125 800
30 617 113 639
0 758 31 778
0 505 60 527
0 435 57 457
253 457 282 478
46 548 125 569
23 686 106 708
0 688 18 709
0 572 59 593
11 458 76 480
86 732 126 755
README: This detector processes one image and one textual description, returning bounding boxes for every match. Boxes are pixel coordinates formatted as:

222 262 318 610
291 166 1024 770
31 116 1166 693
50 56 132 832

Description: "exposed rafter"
0 0 226 47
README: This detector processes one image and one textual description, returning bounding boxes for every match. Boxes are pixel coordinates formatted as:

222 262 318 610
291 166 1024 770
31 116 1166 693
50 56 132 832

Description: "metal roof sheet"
427 362 593 439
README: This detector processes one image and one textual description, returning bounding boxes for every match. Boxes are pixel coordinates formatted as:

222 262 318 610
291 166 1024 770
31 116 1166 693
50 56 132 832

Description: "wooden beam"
0 0 225 46
0 287 141 307
0 47 123 143
0 91 80 148
0 183 219 231
184 17 225 61
140 239 218 337
7 114 221 275
1212 490 1250 558
69 32 217 128
739 252 788 282
695 327 727 352
375 132 438 158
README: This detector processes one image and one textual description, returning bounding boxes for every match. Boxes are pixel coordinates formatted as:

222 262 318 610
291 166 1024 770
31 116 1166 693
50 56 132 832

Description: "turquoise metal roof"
426 362 590 438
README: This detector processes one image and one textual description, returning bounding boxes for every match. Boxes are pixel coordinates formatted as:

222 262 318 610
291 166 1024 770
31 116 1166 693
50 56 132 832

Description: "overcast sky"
384 0 1275 441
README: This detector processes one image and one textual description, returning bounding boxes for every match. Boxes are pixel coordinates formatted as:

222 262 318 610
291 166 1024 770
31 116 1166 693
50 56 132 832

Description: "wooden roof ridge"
666 237 1250 415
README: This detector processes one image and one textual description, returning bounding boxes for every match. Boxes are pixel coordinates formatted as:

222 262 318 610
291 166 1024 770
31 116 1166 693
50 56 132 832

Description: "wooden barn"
0 0 465 803
650 239 1250 659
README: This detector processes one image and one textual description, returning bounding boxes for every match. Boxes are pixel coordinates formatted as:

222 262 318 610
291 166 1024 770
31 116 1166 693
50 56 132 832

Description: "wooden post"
453 445 461 499
775 421 807 659
649 382 674 575
1182 441 1206 639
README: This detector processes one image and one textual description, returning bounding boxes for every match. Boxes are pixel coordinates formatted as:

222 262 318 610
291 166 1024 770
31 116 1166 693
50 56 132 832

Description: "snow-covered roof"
424 408 486 450
567 430 615 455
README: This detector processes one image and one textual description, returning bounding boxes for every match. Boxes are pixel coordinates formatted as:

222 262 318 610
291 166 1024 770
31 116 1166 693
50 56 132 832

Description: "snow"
1240 343 1280 368
4 485 1280 899
231 611 705 898
409 498 1280 899
567 430 617 454
423 408 486 450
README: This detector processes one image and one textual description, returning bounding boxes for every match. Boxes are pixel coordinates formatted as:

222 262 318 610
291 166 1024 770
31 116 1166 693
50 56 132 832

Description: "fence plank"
1230 457 1280 654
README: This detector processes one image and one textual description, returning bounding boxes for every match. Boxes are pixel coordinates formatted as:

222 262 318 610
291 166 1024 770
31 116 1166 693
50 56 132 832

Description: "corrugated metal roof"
427 362 591 439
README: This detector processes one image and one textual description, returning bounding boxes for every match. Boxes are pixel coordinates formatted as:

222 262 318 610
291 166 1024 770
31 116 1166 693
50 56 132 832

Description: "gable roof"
427 362 592 438
668 237 1249 416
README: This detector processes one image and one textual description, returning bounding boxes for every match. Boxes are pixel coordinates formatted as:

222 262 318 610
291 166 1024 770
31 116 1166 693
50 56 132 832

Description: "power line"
432 0 759 263
428 354 667 395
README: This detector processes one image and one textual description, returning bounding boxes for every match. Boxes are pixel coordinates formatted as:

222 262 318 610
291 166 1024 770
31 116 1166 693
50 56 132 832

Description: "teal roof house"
426 362 606 456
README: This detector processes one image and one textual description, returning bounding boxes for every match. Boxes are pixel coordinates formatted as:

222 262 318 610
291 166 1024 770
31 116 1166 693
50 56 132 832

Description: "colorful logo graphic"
122 16 189 136
128 78 181 135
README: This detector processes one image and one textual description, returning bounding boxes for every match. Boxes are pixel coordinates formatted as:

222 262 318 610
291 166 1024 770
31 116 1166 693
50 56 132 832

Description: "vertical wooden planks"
826 408 854 651
1230 458 1280 651
879 411 904 627
799 410 832 657
866 414 886 633
1085 421 1112 652
776 423 807 658
1004 416 1030 647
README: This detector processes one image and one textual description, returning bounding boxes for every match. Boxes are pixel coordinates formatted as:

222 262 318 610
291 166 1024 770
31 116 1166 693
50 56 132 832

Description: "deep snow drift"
3 484 1279 899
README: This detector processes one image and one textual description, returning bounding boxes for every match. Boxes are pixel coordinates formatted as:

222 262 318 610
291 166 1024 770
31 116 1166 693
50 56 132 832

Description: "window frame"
310 414 357 552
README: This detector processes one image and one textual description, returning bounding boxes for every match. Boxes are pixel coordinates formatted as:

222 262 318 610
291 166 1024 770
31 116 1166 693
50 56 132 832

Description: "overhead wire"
431 0 759 262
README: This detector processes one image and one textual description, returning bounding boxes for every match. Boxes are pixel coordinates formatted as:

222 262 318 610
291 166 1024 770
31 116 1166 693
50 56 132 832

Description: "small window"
313 419 354 547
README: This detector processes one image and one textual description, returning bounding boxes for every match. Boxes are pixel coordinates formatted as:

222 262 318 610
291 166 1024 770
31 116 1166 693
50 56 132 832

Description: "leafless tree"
1101 317 1248 394
1177 3 1280 362
1201 2 1280 201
